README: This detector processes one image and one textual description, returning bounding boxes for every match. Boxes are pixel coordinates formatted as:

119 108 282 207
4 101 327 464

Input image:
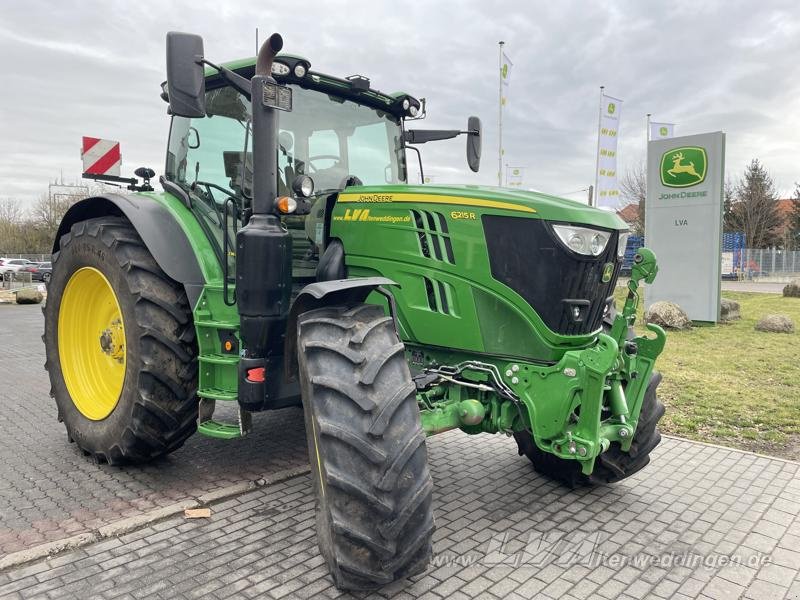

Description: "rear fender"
54 194 206 308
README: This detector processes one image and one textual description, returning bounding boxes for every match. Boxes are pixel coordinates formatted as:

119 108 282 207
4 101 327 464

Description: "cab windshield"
164 82 407 279
165 83 406 202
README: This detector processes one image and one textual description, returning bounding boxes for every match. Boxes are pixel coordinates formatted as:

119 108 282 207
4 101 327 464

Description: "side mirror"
166 32 206 118
466 116 482 173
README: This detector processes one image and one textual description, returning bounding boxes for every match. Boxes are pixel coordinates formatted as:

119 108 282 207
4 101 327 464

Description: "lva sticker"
660 146 707 188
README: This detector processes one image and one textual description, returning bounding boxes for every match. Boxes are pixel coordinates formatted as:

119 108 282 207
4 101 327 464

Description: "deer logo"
667 152 702 180
660 146 707 188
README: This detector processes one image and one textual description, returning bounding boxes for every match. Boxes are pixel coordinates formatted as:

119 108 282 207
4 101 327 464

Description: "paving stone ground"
0 304 309 556
2 303 800 599
1 434 799 600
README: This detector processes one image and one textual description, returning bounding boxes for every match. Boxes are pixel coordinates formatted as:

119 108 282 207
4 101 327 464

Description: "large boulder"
755 314 795 334
645 301 692 330
720 298 741 322
15 288 43 304
783 280 800 298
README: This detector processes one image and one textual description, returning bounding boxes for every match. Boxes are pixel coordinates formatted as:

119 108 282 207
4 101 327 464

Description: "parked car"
22 261 52 283
0 258 36 278
36 262 51 283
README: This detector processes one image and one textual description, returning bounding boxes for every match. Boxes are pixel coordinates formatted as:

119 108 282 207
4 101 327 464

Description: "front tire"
297 303 434 591
43 216 198 464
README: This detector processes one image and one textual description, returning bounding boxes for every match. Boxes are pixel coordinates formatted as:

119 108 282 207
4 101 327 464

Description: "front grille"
482 215 621 335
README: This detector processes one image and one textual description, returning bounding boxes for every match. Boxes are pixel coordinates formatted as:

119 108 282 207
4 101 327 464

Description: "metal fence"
0 272 35 290
621 235 798 282
732 248 800 282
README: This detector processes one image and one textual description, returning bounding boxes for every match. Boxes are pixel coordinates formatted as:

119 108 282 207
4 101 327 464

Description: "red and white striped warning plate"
82 137 121 176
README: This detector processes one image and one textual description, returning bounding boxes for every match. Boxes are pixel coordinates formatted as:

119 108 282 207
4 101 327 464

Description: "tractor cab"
163 57 412 285
162 50 480 292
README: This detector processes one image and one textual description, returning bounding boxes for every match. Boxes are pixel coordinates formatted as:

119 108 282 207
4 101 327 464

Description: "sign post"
645 131 725 323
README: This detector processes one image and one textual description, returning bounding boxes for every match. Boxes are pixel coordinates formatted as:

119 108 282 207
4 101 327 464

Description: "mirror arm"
404 129 461 144
404 129 480 145
201 59 252 100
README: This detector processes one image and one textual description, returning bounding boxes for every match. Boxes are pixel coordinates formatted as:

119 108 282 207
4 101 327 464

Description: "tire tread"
44 216 198 465
298 303 434 591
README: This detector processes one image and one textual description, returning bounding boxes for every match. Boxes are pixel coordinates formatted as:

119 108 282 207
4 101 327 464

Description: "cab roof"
204 55 419 120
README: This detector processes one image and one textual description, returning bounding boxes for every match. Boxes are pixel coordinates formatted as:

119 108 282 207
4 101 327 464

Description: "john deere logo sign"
501 64 508 79
660 146 707 188
659 126 668 137
607 102 616 115
602 262 614 283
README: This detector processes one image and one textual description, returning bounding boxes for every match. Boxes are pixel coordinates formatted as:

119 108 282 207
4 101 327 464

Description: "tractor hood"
338 184 628 230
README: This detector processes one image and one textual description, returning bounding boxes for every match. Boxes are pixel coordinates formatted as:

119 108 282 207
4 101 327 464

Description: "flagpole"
646 112 651 147
592 85 604 207
498 41 504 187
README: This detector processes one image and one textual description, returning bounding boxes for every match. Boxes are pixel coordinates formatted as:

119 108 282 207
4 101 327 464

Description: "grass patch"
614 289 800 460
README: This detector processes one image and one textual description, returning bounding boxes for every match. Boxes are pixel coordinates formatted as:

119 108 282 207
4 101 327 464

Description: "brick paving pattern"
0 305 309 555
1 431 799 598
2 303 800 599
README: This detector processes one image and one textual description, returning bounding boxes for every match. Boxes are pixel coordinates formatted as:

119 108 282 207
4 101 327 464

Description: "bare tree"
30 191 83 240
619 161 646 236
729 159 782 248
0 199 30 254
0 198 24 224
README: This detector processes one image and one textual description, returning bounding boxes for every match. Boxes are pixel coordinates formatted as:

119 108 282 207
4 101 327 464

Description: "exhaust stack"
251 33 283 216
255 33 283 78
235 32 292 411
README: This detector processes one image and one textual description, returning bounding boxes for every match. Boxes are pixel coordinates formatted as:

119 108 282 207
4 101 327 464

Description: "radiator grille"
482 216 621 335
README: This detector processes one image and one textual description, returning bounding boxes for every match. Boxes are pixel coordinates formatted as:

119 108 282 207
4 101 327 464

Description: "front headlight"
617 231 630 259
551 224 611 257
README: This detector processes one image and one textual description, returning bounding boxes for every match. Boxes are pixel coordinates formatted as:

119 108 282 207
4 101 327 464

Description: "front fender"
283 277 399 379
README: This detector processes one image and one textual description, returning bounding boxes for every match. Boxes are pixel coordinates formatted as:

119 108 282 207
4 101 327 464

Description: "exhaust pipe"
251 32 283 216
235 31 291 411
255 33 283 78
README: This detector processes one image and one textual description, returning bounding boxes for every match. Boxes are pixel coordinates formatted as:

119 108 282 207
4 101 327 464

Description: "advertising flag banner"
500 51 512 107
501 52 512 86
595 94 622 208
507 166 524 187
649 122 675 140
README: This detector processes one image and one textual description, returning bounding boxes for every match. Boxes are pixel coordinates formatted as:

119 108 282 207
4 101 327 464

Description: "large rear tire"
297 303 434 591
514 372 664 487
43 216 198 464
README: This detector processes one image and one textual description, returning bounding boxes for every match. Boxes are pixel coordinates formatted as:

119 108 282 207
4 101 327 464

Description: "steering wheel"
306 154 340 173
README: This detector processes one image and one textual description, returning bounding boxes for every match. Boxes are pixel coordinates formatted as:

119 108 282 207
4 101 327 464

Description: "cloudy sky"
1 0 798 209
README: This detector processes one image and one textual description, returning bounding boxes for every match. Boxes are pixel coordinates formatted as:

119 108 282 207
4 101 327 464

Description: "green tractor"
43 31 666 590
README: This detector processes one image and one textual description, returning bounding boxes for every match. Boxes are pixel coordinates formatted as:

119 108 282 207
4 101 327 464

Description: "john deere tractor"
43 31 666 590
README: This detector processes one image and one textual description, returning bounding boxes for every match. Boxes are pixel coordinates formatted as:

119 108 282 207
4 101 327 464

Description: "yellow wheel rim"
58 267 127 420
